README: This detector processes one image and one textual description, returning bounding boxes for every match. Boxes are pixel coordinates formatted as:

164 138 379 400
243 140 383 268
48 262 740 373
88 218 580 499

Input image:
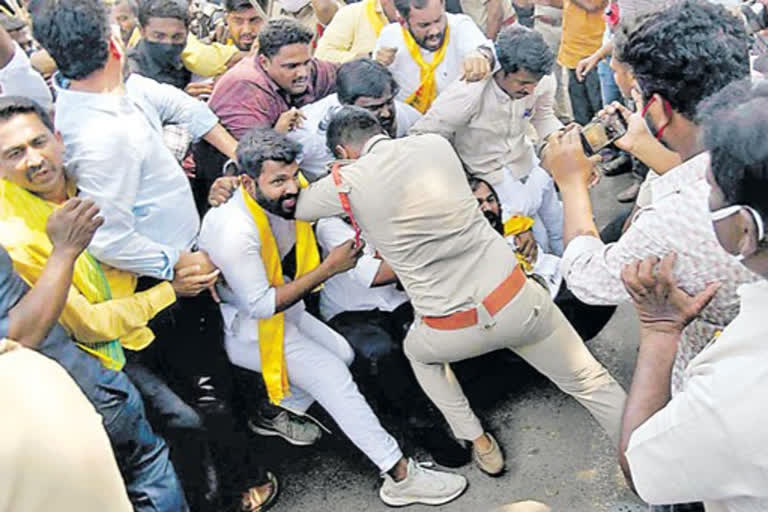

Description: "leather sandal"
239 472 279 512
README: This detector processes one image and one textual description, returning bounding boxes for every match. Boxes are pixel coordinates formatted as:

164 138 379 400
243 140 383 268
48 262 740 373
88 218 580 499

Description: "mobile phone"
580 112 628 156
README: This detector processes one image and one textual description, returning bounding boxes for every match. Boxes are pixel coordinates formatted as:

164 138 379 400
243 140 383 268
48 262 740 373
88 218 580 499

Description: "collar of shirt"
53 72 133 116
649 151 710 202
251 56 323 108
361 134 391 156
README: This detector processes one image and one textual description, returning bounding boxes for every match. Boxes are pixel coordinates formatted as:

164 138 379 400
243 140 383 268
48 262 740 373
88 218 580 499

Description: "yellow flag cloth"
241 185 321 405
503 215 536 272
0 180 126 370
365 0 386 37
402 24 450 113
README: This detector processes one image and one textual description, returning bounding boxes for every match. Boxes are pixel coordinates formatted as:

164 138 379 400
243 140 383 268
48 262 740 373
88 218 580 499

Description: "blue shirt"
54 73 218 280
0 244 103 393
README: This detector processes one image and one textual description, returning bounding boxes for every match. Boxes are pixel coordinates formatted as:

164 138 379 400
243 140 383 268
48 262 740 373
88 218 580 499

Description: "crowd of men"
0 0 766 510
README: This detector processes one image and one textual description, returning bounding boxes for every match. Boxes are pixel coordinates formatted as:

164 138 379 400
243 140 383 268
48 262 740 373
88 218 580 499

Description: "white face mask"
279 0 311 13
711 204 765 261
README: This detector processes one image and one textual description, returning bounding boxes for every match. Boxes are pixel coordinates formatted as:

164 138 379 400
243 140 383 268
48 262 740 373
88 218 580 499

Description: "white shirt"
375 14 491 104
626 280 768 512
315 217 408 321
0 42 52 112
199 189 306 343
289 93 422 181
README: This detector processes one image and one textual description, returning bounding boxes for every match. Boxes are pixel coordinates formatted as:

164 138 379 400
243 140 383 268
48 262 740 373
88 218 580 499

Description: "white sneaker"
379 459 468 507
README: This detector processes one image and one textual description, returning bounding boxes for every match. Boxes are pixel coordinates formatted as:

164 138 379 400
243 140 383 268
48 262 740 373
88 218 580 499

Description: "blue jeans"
598 57 622 105
93 369 190 512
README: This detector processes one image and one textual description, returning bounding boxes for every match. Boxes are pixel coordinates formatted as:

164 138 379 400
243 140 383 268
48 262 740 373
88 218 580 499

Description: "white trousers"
495 164 565 256
224 310 403 472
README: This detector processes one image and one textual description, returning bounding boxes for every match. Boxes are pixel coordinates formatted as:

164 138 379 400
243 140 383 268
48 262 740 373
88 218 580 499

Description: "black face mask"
144 40 185 68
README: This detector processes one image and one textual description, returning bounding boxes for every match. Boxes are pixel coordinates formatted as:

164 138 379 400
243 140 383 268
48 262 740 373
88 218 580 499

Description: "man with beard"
289 57 421 180
198 128 469 507
209 18 339 140
374 0 494 114
469 176 616 341
222 0 265 51
411 26 565 255
295 106 626 477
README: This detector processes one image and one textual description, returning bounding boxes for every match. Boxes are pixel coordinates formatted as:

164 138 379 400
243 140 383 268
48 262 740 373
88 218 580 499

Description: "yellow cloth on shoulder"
365 0 386 36
0 180 126 370
503 215 535 272
241 185 321 405
402 24 450 113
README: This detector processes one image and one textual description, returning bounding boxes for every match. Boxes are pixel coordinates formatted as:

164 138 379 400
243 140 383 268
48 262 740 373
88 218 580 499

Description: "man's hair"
258 18 313 58
496 25 553 77
614 0 750 120
699 79 768 224
139 0 190 28
115 0 139 17
224 0 257 12
30 0 111 80
326 106 385 157
236 128 301 180
468 176 498 199
0 15 27 33
394 0 442 21
337 58 399 105
0 96 55 133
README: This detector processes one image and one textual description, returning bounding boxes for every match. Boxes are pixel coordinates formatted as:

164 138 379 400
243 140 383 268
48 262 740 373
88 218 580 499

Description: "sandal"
239 472 279 512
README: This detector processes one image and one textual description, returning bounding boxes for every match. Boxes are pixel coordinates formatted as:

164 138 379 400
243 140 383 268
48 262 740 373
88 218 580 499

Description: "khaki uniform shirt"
296 134 518 317
409 74 562 184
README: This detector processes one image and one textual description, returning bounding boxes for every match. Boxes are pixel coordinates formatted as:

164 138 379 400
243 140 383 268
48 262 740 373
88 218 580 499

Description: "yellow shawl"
241 186 321 405
0 180 127 370
402 24 450 113
365 0 387 37
504 215 536 272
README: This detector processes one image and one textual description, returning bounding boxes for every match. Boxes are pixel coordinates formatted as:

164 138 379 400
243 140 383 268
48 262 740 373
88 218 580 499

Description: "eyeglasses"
711 204 765 259
640 95 673 140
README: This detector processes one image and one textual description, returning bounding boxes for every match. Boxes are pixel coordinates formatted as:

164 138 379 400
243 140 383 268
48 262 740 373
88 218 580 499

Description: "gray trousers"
403 278 626 445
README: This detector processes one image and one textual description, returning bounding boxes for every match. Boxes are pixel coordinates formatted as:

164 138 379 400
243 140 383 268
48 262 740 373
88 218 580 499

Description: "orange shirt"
557 0 605 69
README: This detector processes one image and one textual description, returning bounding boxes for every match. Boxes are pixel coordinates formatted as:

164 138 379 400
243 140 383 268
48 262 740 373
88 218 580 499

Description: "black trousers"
327 302 433 423
135 280 267 507
568 67 603 125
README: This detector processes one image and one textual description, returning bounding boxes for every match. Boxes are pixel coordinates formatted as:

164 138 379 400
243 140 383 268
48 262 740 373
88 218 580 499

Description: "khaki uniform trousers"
403 278 626 445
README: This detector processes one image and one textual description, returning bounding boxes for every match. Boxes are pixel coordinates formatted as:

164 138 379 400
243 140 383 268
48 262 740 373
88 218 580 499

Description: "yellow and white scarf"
402 24 450 113
241 185 321 405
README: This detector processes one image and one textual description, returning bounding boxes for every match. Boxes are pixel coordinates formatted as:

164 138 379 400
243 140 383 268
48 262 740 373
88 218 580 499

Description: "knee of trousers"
555 361 614 395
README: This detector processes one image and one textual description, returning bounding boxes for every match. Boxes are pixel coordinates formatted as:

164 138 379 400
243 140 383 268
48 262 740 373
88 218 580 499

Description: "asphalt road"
255 171 648 512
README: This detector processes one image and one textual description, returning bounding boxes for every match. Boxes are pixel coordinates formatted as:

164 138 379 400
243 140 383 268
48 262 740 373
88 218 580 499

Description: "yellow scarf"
241 186 320 405
503 215 536 272
402 24 450 113
365 0 387 37
0 180 126 370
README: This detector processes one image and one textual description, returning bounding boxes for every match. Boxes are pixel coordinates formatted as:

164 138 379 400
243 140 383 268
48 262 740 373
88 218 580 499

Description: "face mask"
711 204 765 261
144 41 185 67
279 0 311 13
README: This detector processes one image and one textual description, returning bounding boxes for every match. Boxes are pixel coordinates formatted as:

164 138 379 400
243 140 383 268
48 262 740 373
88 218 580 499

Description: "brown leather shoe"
616 182 640 203
472 433 505 476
